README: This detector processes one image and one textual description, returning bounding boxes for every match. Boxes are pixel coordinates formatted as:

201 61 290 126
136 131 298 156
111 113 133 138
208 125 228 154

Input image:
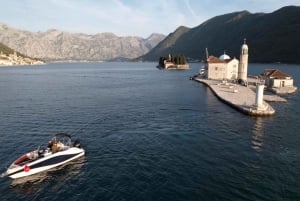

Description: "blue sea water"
0 62 300 201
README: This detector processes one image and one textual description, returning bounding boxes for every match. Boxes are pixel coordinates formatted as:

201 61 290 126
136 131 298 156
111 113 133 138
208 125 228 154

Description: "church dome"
219 53 231 60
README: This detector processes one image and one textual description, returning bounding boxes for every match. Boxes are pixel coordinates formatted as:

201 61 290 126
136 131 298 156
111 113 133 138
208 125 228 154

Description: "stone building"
204 40 248 81
205 54 239 80
263 69 297 94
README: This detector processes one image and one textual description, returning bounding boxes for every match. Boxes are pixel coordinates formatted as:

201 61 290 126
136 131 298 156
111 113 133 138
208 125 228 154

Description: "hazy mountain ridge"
0 24 165 61
141 6 300 64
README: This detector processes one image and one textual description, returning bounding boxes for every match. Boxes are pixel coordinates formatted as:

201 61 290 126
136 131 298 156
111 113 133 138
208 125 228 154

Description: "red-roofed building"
263 69 294 88
0 55 12 66
205 54 239 80
204 40 248 81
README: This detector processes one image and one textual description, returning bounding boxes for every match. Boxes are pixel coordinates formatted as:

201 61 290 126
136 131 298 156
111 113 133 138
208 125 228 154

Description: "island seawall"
194 78 276 116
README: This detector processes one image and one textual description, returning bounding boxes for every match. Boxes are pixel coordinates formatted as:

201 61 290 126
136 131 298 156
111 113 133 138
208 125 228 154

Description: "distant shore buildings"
157 53 189 70
0 51 44 66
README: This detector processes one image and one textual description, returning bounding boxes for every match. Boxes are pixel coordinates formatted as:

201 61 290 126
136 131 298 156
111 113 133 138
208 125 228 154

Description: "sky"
1 0 300 38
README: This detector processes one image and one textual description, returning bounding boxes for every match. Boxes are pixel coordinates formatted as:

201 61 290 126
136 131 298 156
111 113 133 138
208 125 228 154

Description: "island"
157 53 189 70
192 39 296 116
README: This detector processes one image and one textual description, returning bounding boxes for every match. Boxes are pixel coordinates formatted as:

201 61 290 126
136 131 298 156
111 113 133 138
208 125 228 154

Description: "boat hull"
5 147 84 179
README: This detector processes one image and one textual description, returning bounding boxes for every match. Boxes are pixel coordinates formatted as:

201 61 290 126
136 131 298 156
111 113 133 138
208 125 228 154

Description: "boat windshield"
50 133 72 147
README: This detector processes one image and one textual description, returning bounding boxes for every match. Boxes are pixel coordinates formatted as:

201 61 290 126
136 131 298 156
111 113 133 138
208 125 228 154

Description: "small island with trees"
157 53 189 70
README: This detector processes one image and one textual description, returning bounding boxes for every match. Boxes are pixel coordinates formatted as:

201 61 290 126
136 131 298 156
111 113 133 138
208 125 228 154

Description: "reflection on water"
251 117 265 152
10 157 85 196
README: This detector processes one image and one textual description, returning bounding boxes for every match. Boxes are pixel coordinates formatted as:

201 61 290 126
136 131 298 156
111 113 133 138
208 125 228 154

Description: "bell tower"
238 39 248 81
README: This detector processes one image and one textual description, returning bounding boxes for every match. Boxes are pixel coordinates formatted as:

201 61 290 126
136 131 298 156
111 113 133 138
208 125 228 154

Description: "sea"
0 62 299 201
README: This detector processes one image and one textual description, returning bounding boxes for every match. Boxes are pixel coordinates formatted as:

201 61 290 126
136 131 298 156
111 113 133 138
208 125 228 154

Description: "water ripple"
1 63 300 201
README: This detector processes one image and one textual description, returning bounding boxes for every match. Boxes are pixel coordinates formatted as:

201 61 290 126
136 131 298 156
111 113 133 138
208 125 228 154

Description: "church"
204 40 248 81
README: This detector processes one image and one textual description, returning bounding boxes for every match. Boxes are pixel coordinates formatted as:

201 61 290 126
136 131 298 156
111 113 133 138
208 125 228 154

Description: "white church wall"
226 59 239 80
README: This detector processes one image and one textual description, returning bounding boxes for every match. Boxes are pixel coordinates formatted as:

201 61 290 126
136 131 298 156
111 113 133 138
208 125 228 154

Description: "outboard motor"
73 139 81 148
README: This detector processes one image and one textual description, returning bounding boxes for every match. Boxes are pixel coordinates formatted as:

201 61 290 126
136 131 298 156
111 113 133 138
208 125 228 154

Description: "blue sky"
1 0 299 38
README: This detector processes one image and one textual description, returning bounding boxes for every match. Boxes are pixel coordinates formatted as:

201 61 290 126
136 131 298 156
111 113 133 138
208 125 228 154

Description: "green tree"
174 56 178 64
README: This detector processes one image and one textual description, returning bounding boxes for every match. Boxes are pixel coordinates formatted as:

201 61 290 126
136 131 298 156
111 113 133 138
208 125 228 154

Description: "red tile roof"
207 55 234 63
264 69 291 79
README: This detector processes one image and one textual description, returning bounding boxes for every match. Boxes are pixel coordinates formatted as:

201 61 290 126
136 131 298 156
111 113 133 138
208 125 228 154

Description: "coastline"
0 62 45 67
0 52 44 66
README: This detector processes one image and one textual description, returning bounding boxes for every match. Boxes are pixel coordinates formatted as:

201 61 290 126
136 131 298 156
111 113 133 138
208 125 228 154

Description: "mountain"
0 24 165 61
0 41 38 59
0 42 20 56
140 6 300 64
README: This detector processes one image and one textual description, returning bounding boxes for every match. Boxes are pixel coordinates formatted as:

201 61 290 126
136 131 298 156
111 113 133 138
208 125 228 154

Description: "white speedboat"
1 133 85 179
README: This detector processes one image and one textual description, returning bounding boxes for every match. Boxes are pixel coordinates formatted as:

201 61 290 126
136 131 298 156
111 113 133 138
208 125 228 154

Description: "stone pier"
194 78 276 116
